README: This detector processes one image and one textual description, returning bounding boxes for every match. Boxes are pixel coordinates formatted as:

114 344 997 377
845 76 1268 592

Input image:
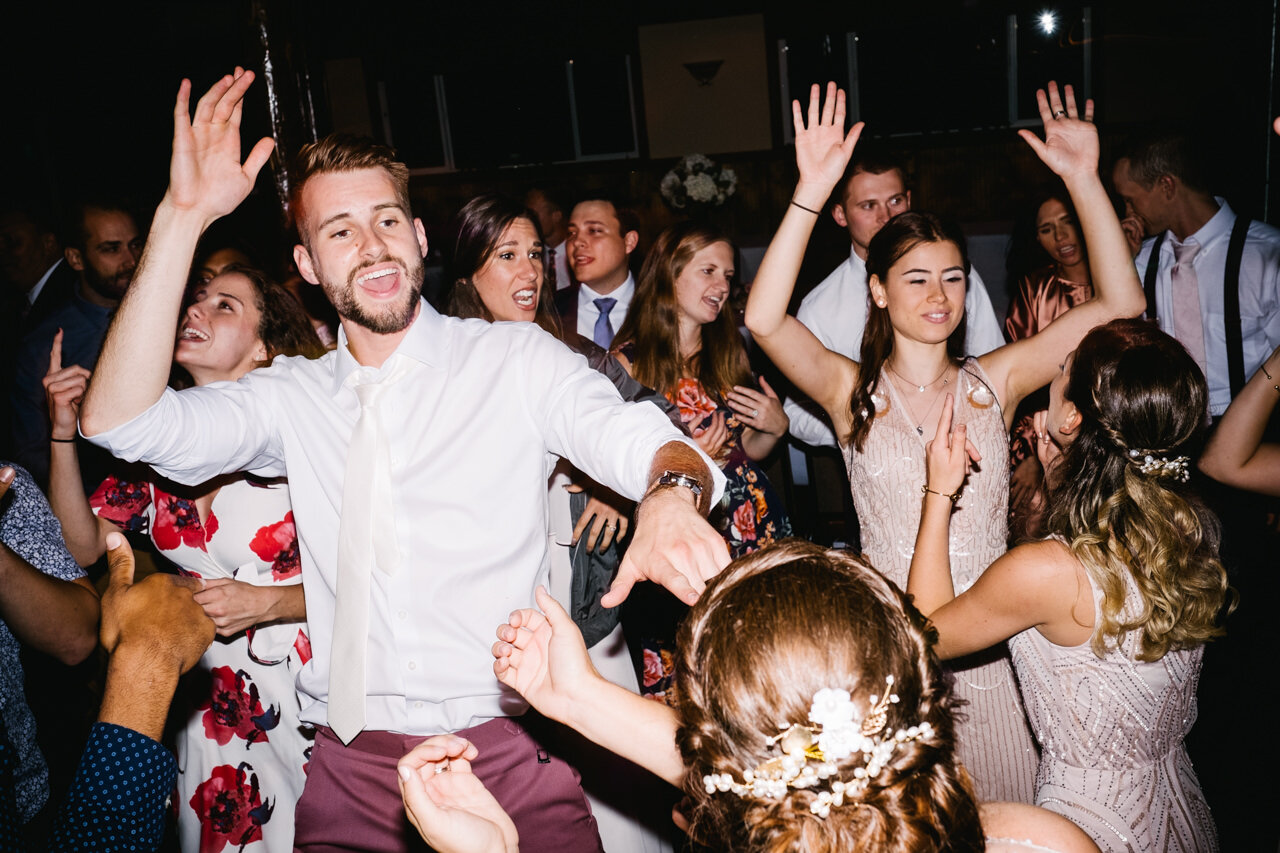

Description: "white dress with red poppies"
92 474 311 853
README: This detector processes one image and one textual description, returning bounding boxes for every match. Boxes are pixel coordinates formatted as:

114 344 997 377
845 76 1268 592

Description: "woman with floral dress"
613 220 792 702
44 265 325 852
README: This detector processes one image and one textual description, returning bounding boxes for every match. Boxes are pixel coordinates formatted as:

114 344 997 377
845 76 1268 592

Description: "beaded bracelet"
921 484 960 503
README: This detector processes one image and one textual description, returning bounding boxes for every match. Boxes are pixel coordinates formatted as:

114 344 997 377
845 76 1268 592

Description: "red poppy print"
672 378 718 426
89 477 152 534
292 630 312 666
191 762 274 853
248 512 301 580
200 666 281 747
731 501 757 543
152 488 216 551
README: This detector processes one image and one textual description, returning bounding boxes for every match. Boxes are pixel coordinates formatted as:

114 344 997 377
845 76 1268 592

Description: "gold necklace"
886 361 951 393
886 363 953 436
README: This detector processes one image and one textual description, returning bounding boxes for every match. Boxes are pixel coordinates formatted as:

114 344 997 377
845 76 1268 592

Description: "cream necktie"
329 364 405 744
1170 239 1205 373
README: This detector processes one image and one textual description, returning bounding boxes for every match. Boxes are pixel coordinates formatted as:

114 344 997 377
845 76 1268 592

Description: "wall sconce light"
683 60 724 86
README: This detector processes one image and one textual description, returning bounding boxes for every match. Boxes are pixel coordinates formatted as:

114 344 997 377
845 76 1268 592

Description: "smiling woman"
42 263 325 853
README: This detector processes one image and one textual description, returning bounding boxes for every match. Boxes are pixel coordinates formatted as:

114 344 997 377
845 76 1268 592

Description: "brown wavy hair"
675 540 983 852
218 264 327 362
847 212 969 451
1044 319 1234 661
613 221 749 397
442 194 563 339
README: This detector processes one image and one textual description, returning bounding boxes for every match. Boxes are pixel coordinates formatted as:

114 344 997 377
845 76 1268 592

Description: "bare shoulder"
981 802 1102 853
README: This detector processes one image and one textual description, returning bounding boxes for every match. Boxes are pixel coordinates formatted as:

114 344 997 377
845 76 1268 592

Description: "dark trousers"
294 716 603 853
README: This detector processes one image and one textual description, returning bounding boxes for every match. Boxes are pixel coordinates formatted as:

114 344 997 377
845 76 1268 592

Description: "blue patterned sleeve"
0 461 84 582
47 723 177 852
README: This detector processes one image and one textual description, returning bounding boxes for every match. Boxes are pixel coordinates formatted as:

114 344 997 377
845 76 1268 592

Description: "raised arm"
981 83 1146 417
81 69 275 436
1199 344 1280 495
743 83 863 425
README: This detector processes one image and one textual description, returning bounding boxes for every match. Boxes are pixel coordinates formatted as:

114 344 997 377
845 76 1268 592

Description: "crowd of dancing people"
1 65 1278 853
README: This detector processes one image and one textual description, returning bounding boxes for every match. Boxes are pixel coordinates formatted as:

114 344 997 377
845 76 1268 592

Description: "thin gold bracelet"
921 484 960 503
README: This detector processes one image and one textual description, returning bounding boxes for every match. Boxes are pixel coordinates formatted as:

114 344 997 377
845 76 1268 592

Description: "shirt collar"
330 298 446 395
580 272 635 309
846 246 868 279
27 258 63 305
1168 196 1232 251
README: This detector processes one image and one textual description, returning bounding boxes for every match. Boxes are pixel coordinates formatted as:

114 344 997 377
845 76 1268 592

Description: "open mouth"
923 311 951 324
355 265 401 296
514 288 537 309
178 326 208 342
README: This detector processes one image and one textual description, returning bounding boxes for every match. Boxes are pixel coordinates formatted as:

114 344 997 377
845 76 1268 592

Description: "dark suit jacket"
554 283 581 340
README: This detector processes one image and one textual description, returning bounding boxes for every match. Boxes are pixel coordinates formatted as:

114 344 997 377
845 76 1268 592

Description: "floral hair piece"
702 676 934 818
1127 449 1191 482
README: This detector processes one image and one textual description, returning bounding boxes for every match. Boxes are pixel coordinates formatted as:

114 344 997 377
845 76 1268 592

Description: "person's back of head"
1045 318 1233 661
675 540 983 852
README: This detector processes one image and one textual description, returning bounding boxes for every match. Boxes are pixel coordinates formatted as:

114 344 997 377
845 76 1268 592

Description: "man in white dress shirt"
556 198 639 349
784 149 1005 447
1113 131 1280 418
80 70 728 853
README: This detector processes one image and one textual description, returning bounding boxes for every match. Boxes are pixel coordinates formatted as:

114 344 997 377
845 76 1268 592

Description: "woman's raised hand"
924 395 981 498
492 586 598 725
42 330 91 441
793 82 864 201
1018 82 1098 181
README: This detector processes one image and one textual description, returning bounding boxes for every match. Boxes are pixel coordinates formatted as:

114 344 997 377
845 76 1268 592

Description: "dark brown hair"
220 264 327 362
676 541 983 852
442 194 562 339
1045 319 1233 660
847 212 969 451
614 220 749 398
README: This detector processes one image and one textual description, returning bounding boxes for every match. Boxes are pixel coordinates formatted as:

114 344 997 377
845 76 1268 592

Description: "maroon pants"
293 716 603 852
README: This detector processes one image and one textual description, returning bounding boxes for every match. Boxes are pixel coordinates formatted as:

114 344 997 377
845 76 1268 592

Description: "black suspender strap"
1143 232 1166 323
1223 216 1250 398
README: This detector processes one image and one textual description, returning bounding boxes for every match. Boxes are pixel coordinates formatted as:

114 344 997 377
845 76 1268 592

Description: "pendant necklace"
887 362 952 436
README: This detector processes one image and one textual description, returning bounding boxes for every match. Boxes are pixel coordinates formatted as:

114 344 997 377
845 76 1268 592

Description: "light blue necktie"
593 297 617 349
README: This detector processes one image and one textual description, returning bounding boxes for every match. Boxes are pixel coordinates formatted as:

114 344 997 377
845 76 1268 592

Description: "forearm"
645 440 716 516
740 425 783 461
98 644 183 741
264 583 307 623
81 200 207 436
1200 346 1280 493
561 677 684 787
0 546 99 664
1062 174 1144 317
906 492 958 615
48 443 107 566
743 185 828 340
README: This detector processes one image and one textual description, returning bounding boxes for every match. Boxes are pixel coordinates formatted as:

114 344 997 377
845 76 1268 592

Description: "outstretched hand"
924 395 981 497
1017 82 1097 181
167 68 276 223
492 586 598 725
793 82 864 201
605 487 729 607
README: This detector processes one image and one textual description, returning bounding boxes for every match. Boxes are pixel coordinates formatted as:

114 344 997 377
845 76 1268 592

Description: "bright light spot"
1039 11 1057 35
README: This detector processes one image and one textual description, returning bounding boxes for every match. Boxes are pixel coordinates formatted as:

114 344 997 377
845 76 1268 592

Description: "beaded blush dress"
841 359 1038 803
1008 558 1217 852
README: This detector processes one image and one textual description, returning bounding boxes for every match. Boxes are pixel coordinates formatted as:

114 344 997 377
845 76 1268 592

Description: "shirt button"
414 701 424 709
398 610 407 620
407 661 416 670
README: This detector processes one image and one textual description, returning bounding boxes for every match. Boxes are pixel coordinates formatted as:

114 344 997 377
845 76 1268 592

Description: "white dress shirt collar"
331 299 448 395
580 273 635 314
27 258 63 305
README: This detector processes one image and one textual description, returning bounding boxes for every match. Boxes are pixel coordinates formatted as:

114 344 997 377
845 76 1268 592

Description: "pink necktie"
1170 239 1205 372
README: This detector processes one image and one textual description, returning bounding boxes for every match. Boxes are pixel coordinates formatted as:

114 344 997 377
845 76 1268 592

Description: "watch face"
659 471 702 495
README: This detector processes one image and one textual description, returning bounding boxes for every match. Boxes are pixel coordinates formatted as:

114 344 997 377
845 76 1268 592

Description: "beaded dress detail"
1008 558 1217 852
841 359 1038 803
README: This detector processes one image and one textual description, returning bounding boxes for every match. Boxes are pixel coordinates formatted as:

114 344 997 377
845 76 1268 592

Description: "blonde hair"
675 541 983 852
1045 319 1234 660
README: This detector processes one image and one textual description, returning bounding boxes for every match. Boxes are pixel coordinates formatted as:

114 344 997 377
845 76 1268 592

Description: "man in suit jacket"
555 198 640 348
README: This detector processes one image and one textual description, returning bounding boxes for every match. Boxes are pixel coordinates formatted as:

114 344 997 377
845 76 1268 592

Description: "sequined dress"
841 359 1038 803
1008 557 1217 852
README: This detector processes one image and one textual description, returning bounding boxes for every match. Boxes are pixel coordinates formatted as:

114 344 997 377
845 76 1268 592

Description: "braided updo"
674 541 982 852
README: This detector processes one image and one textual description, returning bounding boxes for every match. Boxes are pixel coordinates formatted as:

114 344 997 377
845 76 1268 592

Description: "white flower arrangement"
660 154 737 209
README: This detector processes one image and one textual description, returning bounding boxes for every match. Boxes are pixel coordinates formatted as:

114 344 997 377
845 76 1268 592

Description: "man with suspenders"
1113 129 1280 851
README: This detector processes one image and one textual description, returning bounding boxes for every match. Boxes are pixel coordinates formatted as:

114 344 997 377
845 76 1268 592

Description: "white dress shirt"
26 258 64 306
1135 199 1280 417
87 300 723 734
577 273 635 340
784 248 1005 447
